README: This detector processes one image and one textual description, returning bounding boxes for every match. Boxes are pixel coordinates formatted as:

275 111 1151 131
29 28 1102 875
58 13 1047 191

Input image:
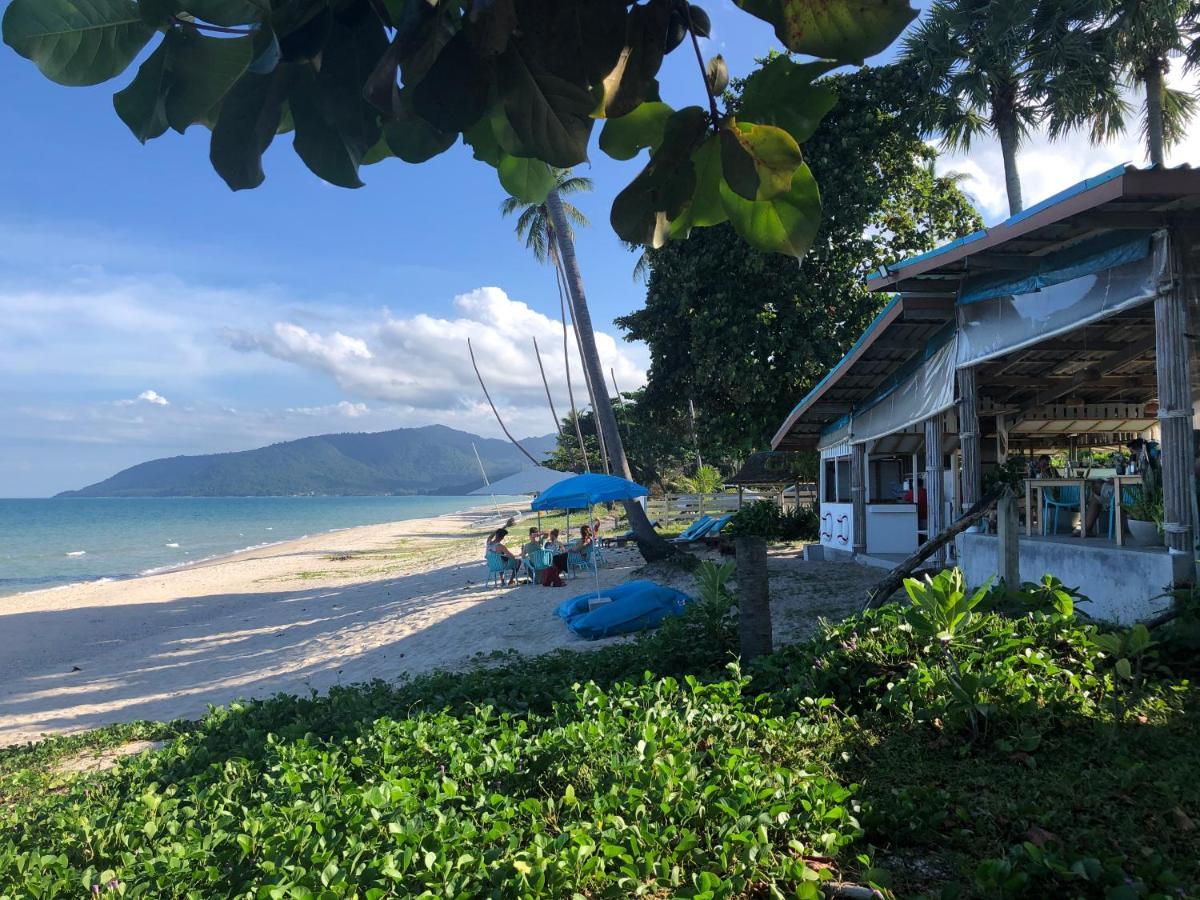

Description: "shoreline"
0 502 642 747
1 498 525 602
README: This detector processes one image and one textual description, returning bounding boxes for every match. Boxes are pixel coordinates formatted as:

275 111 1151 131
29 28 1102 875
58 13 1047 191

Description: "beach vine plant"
2 0 917 260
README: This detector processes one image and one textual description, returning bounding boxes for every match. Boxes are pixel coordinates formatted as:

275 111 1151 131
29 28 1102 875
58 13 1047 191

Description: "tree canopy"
617 63 983 472
3 0 920 260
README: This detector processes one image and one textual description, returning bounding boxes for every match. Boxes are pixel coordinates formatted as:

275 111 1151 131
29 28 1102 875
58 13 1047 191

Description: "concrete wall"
955 533 1190 623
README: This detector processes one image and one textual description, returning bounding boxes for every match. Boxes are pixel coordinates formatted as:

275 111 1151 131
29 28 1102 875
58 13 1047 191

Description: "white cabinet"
866 504 919 554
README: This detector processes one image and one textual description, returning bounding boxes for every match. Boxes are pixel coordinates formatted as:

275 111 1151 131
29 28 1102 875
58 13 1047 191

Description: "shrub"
725 500 817 541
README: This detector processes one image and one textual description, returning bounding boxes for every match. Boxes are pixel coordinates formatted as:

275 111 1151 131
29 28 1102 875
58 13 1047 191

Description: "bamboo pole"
532 336 561 436
467 338 541 467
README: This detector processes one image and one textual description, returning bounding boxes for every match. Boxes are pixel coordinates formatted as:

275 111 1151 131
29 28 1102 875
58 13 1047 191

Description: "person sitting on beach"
521 526 544 559
571 524 595 557
485 528 521 586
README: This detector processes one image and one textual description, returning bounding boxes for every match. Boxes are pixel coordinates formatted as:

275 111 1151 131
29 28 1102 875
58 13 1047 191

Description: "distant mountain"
57 426 558 498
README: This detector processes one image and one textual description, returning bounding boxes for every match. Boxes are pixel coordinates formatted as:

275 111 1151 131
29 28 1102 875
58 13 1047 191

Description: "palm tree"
903 0 1076 216
1094 0 1198 167
499 171 592 264
544 191 680 562
502 174 679 560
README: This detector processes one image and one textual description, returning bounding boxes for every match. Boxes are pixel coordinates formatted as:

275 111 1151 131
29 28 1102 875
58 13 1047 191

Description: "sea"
0 496 521 598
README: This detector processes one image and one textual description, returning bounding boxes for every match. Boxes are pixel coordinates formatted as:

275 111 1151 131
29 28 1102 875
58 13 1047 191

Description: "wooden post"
737 486 744 510
957 367 982 510
1154 233 1196 556
735 535 773 660
851 443 867 555
924 415 947 565
997 491 1020 588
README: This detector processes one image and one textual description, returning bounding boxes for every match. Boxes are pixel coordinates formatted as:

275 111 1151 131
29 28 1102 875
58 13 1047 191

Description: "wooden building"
772 165 1200 622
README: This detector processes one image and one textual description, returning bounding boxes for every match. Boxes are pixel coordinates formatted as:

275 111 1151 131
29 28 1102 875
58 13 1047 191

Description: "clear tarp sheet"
848 337 958 445
956 232 1167 367
818 418 852 455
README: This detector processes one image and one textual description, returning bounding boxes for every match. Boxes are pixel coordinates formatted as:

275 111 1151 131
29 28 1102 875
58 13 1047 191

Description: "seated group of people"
485 523 596 587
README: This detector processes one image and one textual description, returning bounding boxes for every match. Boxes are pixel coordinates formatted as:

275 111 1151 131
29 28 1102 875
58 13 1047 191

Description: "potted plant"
1124 461 1163 547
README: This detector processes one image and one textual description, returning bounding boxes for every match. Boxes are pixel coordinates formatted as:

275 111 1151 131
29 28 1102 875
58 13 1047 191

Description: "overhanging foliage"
3 0 918 259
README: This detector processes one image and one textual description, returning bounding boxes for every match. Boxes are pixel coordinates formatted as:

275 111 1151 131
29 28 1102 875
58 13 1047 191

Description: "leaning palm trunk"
545 190 679 562
561 263 611 474
997 115 1023 216
555 266 590 473
1144 63 1166 168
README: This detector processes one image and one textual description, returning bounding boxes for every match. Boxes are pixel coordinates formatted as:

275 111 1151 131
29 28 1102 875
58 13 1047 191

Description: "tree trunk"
1144 62 1166 168
735 535 772 660
545 190 680 562
997 114 1023 216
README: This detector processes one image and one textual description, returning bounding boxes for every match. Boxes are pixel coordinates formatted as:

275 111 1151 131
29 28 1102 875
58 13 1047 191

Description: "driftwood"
467 338 542 467
863 484 1006 611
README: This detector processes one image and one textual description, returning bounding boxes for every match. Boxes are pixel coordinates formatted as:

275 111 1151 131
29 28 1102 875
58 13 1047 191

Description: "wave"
65 550 86 557
165 542 180 548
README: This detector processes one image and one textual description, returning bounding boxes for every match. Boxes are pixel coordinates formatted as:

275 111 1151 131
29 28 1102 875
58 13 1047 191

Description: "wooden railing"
644 488 817 526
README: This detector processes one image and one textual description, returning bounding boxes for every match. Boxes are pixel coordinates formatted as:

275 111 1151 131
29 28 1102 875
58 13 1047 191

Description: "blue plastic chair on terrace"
1042 486 1081 535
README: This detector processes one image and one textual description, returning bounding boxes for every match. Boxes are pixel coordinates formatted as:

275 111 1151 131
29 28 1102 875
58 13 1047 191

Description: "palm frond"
1160 82 1198 148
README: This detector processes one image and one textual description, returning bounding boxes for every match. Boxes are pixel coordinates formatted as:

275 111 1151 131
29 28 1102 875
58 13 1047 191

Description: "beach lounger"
671 516 713 543
704 514 734 537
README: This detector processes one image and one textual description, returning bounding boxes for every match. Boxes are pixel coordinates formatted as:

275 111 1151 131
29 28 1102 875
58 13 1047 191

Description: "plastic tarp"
957 232 1167 368
817 416 852 455
848 336 957 445
555 580 691 640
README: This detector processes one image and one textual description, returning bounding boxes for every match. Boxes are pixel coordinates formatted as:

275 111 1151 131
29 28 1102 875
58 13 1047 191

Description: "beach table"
1110 473 1143 546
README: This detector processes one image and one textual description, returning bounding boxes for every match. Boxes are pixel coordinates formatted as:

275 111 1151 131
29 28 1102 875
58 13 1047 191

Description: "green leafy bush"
725 500 817 541
2 566 1198 898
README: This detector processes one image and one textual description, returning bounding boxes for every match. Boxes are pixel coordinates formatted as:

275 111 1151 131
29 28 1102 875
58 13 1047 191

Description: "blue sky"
0 0 1185 496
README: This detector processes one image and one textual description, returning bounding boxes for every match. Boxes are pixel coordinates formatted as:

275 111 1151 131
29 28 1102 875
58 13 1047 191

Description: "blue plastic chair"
1108 486 1143 540
567 546 595 577
485 551 519 588
524 548 554 582
1042 486 1081 535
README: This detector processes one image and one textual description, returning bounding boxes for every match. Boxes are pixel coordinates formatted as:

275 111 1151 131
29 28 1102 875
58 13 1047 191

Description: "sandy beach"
0 507 879 748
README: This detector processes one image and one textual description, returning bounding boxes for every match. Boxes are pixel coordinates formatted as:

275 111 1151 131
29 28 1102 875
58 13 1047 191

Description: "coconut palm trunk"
1144 62 1167 167
545 190 678 562
996 113 1024 216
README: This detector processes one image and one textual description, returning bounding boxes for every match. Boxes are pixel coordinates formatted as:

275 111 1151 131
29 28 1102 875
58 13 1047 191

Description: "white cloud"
227 286 647 433
934 68 1200 223
135 390 169 406
287 400 370 418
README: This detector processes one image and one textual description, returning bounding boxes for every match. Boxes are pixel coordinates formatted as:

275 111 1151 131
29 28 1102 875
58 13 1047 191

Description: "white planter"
1126 519 1161 547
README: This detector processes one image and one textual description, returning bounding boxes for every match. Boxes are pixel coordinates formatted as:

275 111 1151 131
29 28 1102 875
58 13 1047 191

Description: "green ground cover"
1 569 1197 899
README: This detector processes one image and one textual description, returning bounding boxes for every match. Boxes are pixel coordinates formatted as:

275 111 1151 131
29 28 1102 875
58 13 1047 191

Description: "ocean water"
0 496 519 598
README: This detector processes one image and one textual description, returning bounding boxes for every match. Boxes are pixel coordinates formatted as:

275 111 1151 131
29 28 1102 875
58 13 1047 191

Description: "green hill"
56 426 556 497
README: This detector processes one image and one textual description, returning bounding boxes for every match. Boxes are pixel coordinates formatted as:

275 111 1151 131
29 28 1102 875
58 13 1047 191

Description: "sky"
1 1 1197 496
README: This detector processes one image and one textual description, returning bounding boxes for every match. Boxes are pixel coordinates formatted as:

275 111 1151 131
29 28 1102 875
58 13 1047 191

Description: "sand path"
0 509 644 747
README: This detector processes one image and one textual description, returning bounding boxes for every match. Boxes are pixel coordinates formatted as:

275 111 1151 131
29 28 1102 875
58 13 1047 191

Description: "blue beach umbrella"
531 473 648 597
530 473 648 511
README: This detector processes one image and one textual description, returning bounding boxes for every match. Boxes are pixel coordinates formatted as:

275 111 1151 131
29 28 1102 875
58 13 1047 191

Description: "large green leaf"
2 0 153 86
289 67 364 188
611 106 708 246
497 154 556 204
163 30 255 133
733 0 917 64
314 6 385 164
736 56 837 145
719 161 822 259
513 0 626 86
668 132 725 238
719 120 803 201
210 65 296 189
381 90 457 163
412 30 490 134
597 0 670 119
113 39 170 142
599 101 672 161
180 0 268 27
498 45 594 168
